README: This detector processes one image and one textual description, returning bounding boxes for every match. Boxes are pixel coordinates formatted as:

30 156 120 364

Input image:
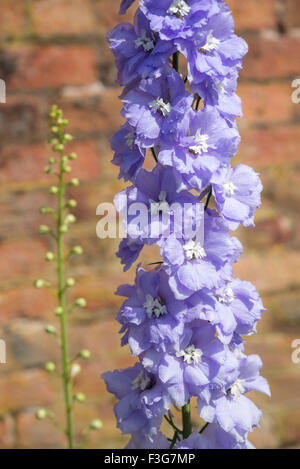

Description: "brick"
59 88 123 135
285 0 300 29
0 287 56 322
0 0 24 39
0 370 56 414
0 239 47 284
31 0 96 35
238 125 300 168
96 0 135 32
242 36 300 80
0 140 101 186
226 0 277 30
16 411 66 449
238 82 293 125
0 415 15 449
8 46 97 89
234 251 300 293
0 95 47 144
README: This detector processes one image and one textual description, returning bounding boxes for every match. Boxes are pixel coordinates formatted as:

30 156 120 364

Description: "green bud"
49 186 58 195
45 252 55 261
45 362 56 373
45 325 57 335
71 245 83 255
64 133 73 142
67 199 77 208
48 157 57 165
51 126 59 133
68 152 77 161
66 277 75 288
53 144 64 152
74 392 86 403
75 298 86 308
44 166 52 174
59 225 68 234
65 214 76 224
39 225 50 234
63 165 72 173
62 156 69 164
79 349 91 360
54 306 64 316
89 419 103 431
34 279 46 289
48 138 58 145
40 206 54 214
68 178 80 187
70 363 81 378
35 408 48 420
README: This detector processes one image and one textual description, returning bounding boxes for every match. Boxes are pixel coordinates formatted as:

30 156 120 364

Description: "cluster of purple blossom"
103 0 270 449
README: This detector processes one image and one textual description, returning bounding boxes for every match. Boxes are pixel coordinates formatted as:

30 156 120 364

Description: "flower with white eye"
176 344 203 365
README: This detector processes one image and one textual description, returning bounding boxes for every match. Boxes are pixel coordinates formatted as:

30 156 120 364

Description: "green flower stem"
56 129 74 449
182 401 192 439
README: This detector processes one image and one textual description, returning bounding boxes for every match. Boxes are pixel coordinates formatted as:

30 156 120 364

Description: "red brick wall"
0 0 300 449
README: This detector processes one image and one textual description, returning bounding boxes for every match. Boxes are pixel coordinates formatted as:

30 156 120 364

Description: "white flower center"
183 239 206 260
150 191 170 216
125 131 134 148
216 285 235 304
216 80 226 96
135 29 154 52
132 371 152 391
143 294 167 319
222 181 237 196
189 129 209 155
200 30 220 53
167 0 191 19
150 98 172 116
176 344 203 365
229 379 245 400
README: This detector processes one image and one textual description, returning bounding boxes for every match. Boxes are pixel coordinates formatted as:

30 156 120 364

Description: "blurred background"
0 0 300 449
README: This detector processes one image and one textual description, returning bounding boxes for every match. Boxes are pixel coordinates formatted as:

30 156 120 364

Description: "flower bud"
75 298 86 308
63 165 72 173
65 214 76 224
64 133 73 142
66 278 75 288
45 252 55 261
34 279 46 289
45 362 56 373
67 199 77 208
39 225 50 234
48 157 57 165
49 186 58 195
70 363 81 378
59 225 68 234
54 306 64 316
45 325 57 335
74 392 86 403
71 245 83 255
68 152 77 161
68 178 80 187
89 419 103 431
79 349 91 360
35 408 48 420
40 206 53 214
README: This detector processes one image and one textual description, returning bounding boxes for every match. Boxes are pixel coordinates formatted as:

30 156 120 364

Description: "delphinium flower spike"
34 106 102 449
103 1 270 449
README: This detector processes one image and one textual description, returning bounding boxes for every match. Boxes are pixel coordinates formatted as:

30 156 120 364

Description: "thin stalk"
181 401 192 439
57 131 74 449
